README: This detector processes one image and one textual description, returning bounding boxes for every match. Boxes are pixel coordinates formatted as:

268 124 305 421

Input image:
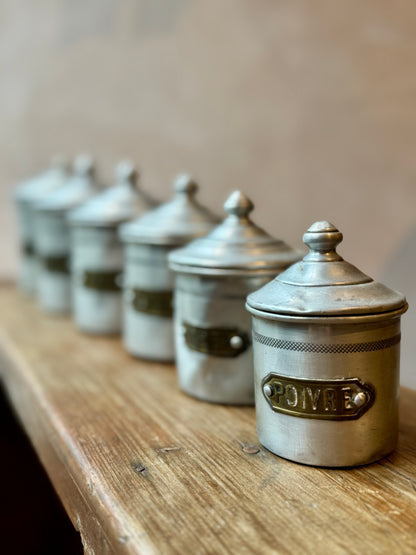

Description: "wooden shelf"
1 284 415 554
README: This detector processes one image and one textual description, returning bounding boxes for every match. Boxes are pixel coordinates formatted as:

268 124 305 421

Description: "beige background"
1 0 415 387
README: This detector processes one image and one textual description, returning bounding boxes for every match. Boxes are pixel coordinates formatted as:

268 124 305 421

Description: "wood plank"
0 284 415 554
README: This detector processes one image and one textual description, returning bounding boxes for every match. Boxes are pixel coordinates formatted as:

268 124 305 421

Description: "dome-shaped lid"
14 155 70 204
169 190 301 276
68 161 157 227
246 221 408 319
119 174 218 245
35 155 102 213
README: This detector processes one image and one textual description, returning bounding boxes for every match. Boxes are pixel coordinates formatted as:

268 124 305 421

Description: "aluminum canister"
67 162 157 334
246 221 408 467
33 155 102 313
169 191 301 405
14 156 69 295
119 174 218 361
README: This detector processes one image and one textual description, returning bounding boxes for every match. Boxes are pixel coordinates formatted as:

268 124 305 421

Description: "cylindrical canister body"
119 174 219 361
34 210 72 313
252 313 401 467
14 160 69 294
123 243 175 360
71 226 124 333
175 273 273 404
68 161 157 333
33 156 101 313
169 190 301 404
246 220 408 466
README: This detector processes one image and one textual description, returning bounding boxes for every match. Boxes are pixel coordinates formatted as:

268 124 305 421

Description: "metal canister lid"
247 221 408 319
67 161 157 227
14 155 70 204
35 155 101 213
119 174 218 245
169 190 301 276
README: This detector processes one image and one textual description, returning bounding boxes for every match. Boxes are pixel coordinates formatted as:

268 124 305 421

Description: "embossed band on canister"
169 191 301 405
246 221 408 467
119 175 218 361
68 162 156 334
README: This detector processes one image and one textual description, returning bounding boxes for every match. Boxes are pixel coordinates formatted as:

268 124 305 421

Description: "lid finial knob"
74 154 94 177
224 190 254 219
174 174 198 195
50 154 70 172
116 160 138 187
303 221 343 262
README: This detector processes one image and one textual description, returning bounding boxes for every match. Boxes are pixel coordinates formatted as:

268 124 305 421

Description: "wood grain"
0 285 415 554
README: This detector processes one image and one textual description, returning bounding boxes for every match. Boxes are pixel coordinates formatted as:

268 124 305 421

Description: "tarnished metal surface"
120 176 217 361
169 190 301 276
68 161 157 227
247 221 406 317
170 191 299 404
68 162 156 335
33 155 101 313
247 221 408 467
14 156 69 294
71 226 125 334
119 174 218 246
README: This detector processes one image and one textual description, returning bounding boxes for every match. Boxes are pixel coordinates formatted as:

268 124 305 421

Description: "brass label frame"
262 374 375 420
83 270 122 292
41 255 70 274
22 242 34 256
130 289 173 318
184 323 250 358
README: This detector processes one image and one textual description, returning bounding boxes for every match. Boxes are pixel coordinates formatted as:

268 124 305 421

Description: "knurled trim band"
253 331 401 354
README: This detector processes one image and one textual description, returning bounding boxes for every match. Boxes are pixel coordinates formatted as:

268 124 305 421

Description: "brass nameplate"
131 289 173 318
84 270 122 292
41 255 70 274
22 241 34 256
262 374 375 420
184 323 250 358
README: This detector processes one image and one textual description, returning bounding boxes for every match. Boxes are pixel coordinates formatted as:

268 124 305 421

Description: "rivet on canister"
230 335 244 350
353 392 367 408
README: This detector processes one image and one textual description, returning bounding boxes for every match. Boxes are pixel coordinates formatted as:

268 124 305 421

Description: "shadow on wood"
0 384 83 555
